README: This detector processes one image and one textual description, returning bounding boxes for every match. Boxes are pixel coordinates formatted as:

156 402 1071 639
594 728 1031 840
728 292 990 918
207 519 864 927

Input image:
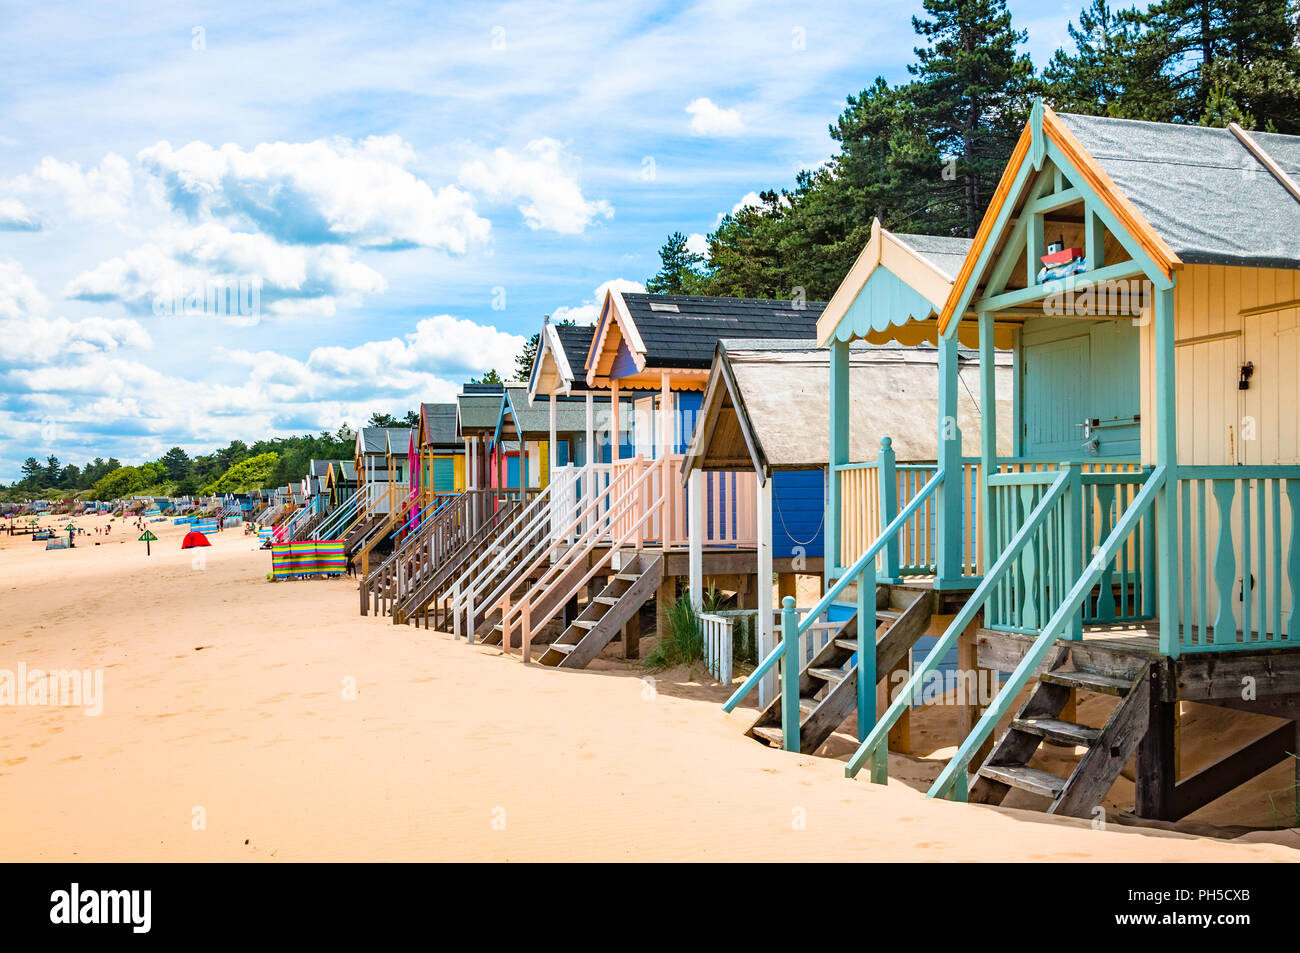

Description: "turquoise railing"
984 468 1156 634
1173 467 1300 654
846 465 1167 798
723 468 945 752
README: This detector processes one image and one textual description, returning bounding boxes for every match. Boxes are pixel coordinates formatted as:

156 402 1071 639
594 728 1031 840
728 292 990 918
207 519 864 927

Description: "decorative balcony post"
757 475 775 707
979 310 998 576
935 330 964 585
856 559 877 741
1153 286 1180 656
1063 464 1084 640
826 339 850 582
688 469 703 609
877 437 899 579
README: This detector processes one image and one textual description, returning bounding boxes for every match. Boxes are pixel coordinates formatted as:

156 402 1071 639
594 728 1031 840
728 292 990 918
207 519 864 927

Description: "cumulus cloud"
685 233 710 259
686 98 744 137
0 259 49 318
459 139 612 234
0 199 41 231
550 278 646 326
138 136 491 253
7 153 134 221
63 223 386 323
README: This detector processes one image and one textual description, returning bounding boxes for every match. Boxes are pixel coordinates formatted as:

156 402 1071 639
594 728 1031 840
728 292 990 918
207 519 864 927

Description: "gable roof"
356 427 410 455
458 391 508 434
418 402 460 448
585 290 826 388
528 322 597 400
495 387 598 442
816 218 992 348
682 339 1013 480
1056 112 1300 271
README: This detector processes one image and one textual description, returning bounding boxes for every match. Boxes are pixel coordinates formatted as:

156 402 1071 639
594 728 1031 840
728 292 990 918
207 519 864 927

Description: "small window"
648 302 679 313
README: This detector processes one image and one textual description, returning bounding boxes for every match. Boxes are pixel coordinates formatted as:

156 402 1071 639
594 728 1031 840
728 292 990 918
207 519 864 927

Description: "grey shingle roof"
1058 113 1300 270
891 233 973 280
358 427 410 455
621 293 827 369
499 387 595 437
420 402 460 447
458 394 504 432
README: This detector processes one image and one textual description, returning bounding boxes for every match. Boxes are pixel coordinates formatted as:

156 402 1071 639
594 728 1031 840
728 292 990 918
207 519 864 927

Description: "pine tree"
646 232 705 294
909 0 1036 236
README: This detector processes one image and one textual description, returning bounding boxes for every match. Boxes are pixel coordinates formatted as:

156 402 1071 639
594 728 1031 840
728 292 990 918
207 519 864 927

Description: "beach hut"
768 101 1300 821
684 335 1011 727
353 427 411 518
410 403 466 505
471 291 829 663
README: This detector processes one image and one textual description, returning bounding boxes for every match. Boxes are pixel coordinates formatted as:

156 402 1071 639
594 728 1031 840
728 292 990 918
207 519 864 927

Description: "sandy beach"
0 512 1296 862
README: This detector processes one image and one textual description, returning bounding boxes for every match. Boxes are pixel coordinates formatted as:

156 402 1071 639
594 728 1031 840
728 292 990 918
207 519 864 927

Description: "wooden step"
573 620 598 629
876 609 902 622
978 764 1067 799
548 642 576 654
808 667 846 684
833 638 862 652
798 697 817 714
1011 716 1101 747
594 596 620 605
613 573 642 581
1040 669 1133 697
750 726 784 746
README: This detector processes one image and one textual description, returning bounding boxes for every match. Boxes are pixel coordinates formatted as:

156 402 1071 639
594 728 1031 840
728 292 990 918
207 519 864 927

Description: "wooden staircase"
745 584 934 753
969 651 1151 817
393 495 527 628
535 554 664 667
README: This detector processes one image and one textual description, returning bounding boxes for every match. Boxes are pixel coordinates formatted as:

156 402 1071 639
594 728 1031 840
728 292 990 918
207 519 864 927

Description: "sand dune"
0 512 1296 861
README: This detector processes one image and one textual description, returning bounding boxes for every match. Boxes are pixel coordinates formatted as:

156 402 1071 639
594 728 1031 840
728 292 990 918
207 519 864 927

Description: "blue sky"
0 0 1091 480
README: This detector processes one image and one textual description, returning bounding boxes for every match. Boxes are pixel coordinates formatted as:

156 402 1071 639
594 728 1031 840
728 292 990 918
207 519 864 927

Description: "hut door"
1175 333 1242 465
1021 319 1141 459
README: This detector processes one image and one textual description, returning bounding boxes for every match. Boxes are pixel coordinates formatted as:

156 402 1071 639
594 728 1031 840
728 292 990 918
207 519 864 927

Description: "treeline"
5 409 425 501
647 0 1300 300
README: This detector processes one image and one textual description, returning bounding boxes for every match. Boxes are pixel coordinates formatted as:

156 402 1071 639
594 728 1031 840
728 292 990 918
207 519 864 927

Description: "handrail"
450 467 581 618
455 473 586 634
518 476 667 660
497 457 655 627
314 489 364 539
723 467 946 712
926 465 1167 800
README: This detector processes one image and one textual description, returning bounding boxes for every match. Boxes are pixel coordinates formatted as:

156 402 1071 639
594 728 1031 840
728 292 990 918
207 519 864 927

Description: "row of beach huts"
259 104 1300 824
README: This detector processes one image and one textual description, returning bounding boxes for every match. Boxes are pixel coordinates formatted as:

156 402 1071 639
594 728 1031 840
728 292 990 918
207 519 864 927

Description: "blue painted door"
432 457 454 492
1022 319 1140 458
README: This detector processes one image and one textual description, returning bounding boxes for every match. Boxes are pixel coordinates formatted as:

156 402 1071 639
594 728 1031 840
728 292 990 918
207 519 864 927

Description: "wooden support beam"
1135 665 1177 820
623 603 640 660
958 616 992 769
757 476 774 707
1166 720 1297 822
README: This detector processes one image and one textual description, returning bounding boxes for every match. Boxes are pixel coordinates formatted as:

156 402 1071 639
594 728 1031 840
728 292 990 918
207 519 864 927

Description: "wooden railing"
360 490 474 616
845 466 1167 796
448 469 585 641
836 442 1143 583
725 469 945 752
606 455 756 549
1172 468 1299 654
984 468 1155 633
496 456 665 659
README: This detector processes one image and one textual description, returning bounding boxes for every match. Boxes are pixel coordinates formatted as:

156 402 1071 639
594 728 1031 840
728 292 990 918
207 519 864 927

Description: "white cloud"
0 198 41 231
686 97 744 137
550 278 646 326
685 233 710 259
0 316 151 368
459 139 612 234
138 136 491 253
8 153 134 221
0 259 49 319
63 223 386 323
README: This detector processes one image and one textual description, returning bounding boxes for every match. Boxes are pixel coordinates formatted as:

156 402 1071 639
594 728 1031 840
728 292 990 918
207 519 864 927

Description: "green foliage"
644 591 705 670
471 369 504 385
202 452 280 493
646 232 706 294
652 0 1300 300
90 465 149 501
